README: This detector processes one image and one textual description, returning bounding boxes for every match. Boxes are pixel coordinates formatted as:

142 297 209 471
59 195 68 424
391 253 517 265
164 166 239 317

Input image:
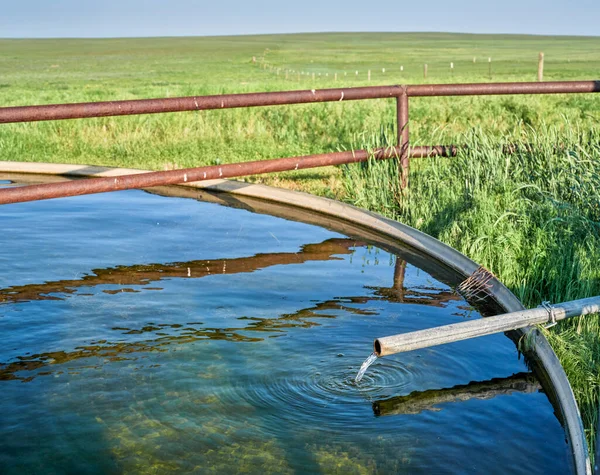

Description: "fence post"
397 87 410 188
538 52 544 82
423 64 428 79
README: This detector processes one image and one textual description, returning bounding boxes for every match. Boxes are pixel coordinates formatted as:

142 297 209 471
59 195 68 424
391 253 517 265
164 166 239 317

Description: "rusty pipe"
406 80 600 97
1 146 447 205
0 140 582 205
0 145 463 205
396 90 410 188
0 86 404 124
0 81 597 124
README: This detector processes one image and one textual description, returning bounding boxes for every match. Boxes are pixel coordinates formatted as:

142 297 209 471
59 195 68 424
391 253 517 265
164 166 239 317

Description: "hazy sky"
1 0 598 38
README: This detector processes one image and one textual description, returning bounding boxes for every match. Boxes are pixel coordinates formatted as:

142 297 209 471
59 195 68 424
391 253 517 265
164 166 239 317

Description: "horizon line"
1 30 599 41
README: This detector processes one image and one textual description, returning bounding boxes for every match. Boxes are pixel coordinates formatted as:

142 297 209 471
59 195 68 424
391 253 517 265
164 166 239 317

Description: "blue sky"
1 0 598 38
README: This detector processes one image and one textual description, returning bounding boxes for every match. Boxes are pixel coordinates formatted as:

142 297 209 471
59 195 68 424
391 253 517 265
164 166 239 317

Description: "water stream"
355 352 378 383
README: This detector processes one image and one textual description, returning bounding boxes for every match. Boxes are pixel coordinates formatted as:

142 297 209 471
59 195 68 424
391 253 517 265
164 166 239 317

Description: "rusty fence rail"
0 80 598 204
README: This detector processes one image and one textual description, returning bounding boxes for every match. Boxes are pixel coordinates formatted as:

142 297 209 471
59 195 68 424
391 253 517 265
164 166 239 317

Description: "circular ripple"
215 355 426 436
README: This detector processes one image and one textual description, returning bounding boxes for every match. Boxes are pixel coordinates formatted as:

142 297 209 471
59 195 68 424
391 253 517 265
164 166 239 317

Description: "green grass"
1 34 599 195
1 32 599 459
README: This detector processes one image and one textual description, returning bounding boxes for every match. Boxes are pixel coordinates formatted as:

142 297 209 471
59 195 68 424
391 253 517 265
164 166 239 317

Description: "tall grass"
342 122 600 455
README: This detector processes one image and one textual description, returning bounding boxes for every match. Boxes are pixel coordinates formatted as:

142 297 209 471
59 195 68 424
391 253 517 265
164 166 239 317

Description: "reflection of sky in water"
0 185 571 474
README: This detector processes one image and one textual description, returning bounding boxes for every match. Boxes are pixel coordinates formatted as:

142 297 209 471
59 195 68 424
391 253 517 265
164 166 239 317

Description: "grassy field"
1 32 599 458
0 33 599 193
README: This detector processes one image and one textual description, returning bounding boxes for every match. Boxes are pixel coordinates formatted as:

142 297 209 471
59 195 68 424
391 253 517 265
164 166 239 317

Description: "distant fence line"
254 51 548 81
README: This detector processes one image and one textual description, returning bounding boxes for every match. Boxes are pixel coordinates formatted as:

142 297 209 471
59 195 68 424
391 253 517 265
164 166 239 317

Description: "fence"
0 80 598 204
257 52 547 82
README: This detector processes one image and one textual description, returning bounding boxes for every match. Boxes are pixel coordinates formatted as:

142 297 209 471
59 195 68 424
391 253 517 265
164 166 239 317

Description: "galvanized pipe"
374 296 600 357
0 81 597 124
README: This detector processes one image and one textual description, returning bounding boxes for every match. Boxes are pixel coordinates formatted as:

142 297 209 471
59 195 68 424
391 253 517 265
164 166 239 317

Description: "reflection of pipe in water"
393 258 407 297
372 372 540 416
370 258 462 308
0 237 363 304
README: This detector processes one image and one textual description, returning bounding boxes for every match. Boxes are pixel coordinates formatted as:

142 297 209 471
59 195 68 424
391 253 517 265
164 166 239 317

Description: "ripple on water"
211 353 428 438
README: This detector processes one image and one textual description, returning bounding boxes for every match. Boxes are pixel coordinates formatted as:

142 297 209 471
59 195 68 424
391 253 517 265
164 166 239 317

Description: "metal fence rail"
0 80 598 204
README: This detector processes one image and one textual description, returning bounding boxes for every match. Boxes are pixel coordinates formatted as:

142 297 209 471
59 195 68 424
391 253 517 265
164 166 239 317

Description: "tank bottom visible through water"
0 181 572 474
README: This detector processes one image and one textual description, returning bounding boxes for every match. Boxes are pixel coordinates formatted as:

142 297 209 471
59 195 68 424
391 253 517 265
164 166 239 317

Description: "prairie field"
1 32 599 456
0 32 599 189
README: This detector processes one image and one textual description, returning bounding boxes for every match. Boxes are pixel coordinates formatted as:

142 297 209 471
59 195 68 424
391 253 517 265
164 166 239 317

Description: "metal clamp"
540 301 558 328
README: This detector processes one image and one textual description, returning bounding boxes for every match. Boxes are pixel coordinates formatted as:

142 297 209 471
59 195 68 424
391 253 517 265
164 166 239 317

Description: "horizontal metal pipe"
410 145 458 157
0 142 552 205
0 146 423 204
406 80 600 97
374 295 600 357
0 81 597 124
0 86 403 124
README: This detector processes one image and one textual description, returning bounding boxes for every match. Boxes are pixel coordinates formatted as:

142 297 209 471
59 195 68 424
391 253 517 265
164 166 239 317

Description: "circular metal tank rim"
0 161 591 474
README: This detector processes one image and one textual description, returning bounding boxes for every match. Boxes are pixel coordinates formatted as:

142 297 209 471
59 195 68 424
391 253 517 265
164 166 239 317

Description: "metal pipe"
411 145 458 157
0 145 467 205
0 146 415 205
0 85 404 124
0 81 597 124
374 296 600 357
1 141 550 205
406 80 600 97
396 89 410 188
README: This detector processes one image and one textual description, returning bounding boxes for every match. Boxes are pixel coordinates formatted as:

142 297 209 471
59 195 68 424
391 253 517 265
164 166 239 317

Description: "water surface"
0 181 571 473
